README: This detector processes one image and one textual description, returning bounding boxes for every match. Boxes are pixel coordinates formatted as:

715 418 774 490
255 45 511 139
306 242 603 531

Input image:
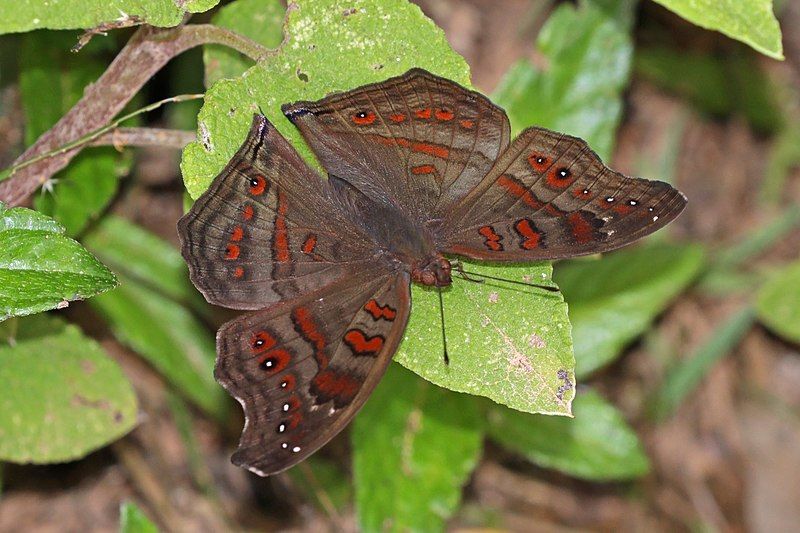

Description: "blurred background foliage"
0 0 798 531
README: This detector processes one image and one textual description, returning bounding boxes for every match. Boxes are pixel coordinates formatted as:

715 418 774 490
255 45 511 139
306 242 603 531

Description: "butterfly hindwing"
443 127 687 260
178 115 375 309
282 69 511 219
215 271 411 475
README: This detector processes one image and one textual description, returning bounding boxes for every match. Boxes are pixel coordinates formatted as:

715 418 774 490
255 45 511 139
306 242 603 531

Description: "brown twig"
91 127 196 150
112 439 184 532
0 24 270 207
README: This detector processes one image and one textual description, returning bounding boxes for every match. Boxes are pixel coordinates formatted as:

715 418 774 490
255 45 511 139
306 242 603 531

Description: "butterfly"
178 68 686 476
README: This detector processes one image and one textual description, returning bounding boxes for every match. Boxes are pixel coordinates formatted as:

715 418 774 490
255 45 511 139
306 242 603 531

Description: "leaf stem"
0 24 272 206
3 95 202 177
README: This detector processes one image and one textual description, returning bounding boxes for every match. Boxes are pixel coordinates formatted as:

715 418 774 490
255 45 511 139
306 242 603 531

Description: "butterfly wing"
282 68 511 219
441 127 687 260
216 270 410 475
178 115 375 310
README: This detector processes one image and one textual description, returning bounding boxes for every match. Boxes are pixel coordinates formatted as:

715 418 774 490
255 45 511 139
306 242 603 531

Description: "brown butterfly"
178 69 686 476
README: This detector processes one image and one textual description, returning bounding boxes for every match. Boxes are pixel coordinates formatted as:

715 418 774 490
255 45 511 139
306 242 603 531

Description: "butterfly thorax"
410 254 452 287
328 174 452 287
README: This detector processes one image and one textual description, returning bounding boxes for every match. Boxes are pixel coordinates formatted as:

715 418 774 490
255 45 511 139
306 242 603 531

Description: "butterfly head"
410 254 452 287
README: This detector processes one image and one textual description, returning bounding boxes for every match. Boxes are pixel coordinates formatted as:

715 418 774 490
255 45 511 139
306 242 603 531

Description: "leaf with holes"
0 315 138 463
204 0 285 85
352 365 483 532
181 0 471 198
1 0 187 34
0 203 117 322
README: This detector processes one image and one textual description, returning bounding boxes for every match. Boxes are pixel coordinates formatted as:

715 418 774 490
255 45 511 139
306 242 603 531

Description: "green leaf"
493 0 635 160
120 502 159 533
184 0 574 415
652 306 755 419
0 203 118 321
635 46 782 133
651 0 783 60
204 0 285 85
19 31 123 236
756 260 800 344
353 365 483 532
398 262 575 415
186 0 220 13
0 315 137 463
1 1 186 34
487 389 650 481
555 243 705 378
181 0 470 199
84 219 227 420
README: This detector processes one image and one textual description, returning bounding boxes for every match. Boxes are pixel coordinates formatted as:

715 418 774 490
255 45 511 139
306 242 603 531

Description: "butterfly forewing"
282 69 511 219
178 115 375 309
215 271 410 475
443 127 687 260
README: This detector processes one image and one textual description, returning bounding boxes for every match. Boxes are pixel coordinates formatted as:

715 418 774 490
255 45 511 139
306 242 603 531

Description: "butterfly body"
326 173 451 286
179 68 686 475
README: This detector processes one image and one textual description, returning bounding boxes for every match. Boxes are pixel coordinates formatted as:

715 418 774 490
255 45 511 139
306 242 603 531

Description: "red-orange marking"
251 331 277 353
415 108 432 119
389 113 406 123
613 204 634 215
497 175 544 209
234 266 245 278
258 348 291 374
231 226 244 242
344 329 384 356
285 410 302 429
364 299 397 321
312 370 359 405
292 307 328 368
514 219 541 250
546 167 573 189
411 142 449 159
545 204 567 217
375 137 410 148
352 111 376 126
527 153 550 172
301 234 317 255
572 187 592 199
273 192 289 262
460 119 474 129
243 204 254 220
411 164 436 175
479 226 503 251
249 175 266 195
568 211 595 245
280 374 297 391
225 244 240 260
283 396 301 412
435 108 454 121
374 136 449 159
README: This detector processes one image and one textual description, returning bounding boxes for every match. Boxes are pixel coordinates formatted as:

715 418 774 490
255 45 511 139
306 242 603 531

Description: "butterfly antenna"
437 286 450 365
459 268 560 293
452 260 484 283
